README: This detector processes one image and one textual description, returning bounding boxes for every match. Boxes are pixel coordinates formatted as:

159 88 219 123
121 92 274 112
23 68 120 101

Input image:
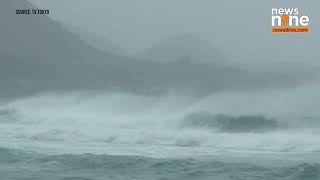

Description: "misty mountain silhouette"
64 24 128 56
0 0 301 98
0 0 108 62
0 0 128 96
136 35 226 64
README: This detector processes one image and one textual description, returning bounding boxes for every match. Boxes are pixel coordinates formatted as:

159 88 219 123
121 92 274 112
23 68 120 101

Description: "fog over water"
30 0 320 63
0 0 319 179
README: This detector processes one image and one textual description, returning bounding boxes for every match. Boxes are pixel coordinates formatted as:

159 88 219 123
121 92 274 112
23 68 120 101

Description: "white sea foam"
0 84 320 157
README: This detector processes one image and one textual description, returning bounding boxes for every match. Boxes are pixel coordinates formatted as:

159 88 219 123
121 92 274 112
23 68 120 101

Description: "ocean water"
1 84 320 180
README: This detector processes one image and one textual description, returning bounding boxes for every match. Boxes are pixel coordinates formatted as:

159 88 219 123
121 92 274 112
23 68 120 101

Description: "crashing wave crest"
181 111 282 132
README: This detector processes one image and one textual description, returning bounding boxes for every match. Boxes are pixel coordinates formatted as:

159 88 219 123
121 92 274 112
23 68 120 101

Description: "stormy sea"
1 84 320 180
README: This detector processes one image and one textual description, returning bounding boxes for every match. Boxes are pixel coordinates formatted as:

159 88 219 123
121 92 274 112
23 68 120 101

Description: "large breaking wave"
181 112 282 132
0 84 320 157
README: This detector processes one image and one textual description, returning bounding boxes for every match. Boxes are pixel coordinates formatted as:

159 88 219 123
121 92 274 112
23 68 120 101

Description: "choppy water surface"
1 85 320 179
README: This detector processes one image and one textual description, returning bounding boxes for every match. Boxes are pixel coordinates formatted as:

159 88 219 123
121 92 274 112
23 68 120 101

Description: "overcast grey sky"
28 0 319 65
